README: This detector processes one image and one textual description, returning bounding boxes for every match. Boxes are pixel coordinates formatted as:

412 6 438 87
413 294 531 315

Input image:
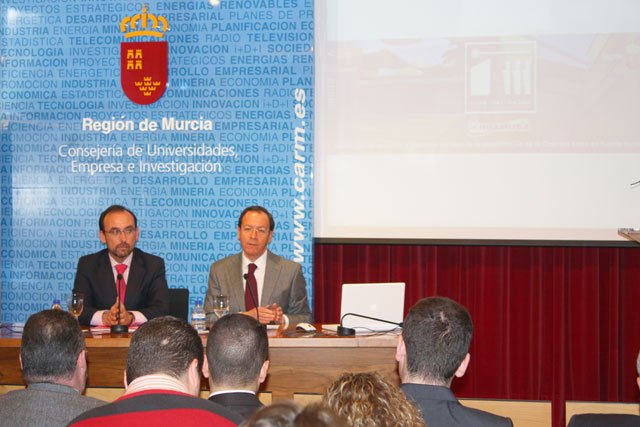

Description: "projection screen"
314 0 640 242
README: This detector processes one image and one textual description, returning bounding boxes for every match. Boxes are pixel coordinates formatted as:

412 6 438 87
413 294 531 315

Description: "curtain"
313 244 640 427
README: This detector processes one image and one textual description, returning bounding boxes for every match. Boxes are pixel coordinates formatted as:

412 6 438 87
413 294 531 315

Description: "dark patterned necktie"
244 263 258 310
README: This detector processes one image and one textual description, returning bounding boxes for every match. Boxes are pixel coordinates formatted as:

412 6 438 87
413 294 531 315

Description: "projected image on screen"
315 0 640 241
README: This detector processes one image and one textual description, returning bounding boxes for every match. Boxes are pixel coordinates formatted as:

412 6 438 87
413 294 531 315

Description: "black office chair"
168 288 189 321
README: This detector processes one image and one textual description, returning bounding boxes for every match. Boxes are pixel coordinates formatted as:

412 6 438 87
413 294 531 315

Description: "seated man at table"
397 296 513 426
68 316 243 427
205 313 269 419
0 310 105 427
204 205 312 327
567 350 640 427
74 204 170 327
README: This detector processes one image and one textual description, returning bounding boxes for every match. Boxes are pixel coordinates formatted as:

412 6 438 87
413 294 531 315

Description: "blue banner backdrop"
0 0 314 323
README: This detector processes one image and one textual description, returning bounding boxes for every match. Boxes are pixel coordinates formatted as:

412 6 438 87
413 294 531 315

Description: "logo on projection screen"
119 5 169 105
465 41 536 114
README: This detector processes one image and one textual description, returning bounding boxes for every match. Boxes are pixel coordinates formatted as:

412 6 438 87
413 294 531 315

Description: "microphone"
110 273 128 334
243 273 260 325
337 312 403 336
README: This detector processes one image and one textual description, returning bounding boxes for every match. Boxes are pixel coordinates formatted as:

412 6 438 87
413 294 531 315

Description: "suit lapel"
229 254 245 311
125 249 145 306
98 250 118 302
261 251 281 306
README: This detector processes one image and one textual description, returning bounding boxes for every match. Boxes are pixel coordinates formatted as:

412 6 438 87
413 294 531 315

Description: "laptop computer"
338 282 405 332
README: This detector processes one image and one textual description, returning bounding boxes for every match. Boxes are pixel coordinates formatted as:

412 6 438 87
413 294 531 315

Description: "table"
0 325 400 400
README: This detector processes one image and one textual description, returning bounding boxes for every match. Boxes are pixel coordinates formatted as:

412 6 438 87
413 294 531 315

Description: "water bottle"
51 299 63 311
191 298 206 333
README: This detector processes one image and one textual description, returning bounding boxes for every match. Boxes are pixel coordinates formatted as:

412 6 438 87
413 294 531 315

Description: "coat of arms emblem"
119 4 169 105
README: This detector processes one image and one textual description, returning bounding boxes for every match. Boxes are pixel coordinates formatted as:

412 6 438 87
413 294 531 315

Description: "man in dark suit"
397 296 513 427
74 205 169 326
204 205 311 327
566 350 640 427
204 313 268 420
0 310 104 426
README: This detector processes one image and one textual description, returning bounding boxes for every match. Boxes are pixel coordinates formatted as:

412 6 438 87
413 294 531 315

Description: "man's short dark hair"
402 296 473 384
126 316 203 384
21 309 85 384
206 313 268 387
238 205 275 231
99 204 138 232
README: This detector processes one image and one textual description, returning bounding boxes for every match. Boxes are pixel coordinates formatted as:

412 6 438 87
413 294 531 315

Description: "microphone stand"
337 312 403 336
111 273 128 334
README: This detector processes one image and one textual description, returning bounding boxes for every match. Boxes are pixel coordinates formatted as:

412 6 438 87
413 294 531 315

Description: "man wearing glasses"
74 205 170 326
204 205 311 327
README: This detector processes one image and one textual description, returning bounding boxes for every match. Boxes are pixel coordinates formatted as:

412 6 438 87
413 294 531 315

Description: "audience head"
241 401 299 427
322 371 425 427
205 313 269 391
241 402 346 427
20 309 87 392
397 296 473 386
293 403 347 427
125 316 203 395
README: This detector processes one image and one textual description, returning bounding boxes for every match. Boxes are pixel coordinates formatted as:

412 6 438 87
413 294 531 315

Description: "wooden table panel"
265 346 399 400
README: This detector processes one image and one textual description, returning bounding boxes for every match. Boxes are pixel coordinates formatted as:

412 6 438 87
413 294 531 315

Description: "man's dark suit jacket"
401 383 513 427
74 248 170 325
209 392 263 420
568 413 640 427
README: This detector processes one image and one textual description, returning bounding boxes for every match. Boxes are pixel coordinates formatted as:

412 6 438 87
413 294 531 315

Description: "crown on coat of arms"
120 4 169 39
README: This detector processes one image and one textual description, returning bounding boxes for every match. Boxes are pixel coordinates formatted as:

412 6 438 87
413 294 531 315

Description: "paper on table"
90 325 139 334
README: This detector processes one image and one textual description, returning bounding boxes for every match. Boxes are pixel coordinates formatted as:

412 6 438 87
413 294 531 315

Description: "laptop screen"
340 282 405 331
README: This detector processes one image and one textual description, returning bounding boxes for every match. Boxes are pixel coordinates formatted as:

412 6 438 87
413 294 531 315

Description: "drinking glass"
66 291 84 319
212 295 230 320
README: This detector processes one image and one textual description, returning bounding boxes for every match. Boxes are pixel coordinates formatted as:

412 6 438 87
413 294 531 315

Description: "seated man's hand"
103 301 134 326
242 305 282 325
268 303 284 324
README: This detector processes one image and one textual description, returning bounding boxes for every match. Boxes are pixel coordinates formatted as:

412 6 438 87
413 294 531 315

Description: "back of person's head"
21 309 85 384
206 313 268 389
241 401 300 427
294 403 347 427
402 296 473 384
126 316 203 383
241 402 346 427
322 371 424 427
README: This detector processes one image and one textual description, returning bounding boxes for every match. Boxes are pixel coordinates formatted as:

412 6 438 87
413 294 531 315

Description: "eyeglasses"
241 226 269 236
105 227 136 237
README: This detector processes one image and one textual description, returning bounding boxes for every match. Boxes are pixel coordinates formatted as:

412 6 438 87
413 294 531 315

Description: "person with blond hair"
322 371 425 427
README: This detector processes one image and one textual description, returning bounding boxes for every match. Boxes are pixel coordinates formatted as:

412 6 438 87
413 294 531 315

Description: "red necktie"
244 263 258 310
115 264 127 304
